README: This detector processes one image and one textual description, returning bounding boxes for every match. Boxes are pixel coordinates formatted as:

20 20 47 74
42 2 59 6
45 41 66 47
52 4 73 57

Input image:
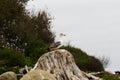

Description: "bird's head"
59 33 66 37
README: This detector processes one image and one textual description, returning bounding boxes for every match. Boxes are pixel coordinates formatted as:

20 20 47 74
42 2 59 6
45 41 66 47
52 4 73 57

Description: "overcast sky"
26 0 120 73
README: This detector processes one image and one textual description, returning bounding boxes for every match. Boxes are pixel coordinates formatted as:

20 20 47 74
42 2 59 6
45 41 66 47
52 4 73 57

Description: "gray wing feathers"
50 41 61 48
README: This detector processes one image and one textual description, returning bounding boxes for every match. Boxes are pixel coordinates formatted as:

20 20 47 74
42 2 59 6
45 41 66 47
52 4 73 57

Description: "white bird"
48 33 66 51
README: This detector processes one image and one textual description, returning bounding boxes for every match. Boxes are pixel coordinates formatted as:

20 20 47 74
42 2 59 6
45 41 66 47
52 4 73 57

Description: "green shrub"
0 66 20 74
97 72 120 80
25 40 49 63
0 48 26 67
82 56 104 72
62 45 104 72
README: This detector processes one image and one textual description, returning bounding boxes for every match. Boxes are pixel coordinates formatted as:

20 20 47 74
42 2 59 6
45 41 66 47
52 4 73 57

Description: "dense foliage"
0 0 54 53
97 72 120 80
0 48 25 67
62 45 104 72
0 0 54 67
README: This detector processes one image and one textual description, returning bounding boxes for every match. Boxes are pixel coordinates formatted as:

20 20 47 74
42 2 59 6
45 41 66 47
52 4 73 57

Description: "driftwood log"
33 49 102 80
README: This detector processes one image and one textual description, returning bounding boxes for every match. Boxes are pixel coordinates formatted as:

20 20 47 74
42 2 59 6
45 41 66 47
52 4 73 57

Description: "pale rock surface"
33 49 102 80
0 71 17 80
20 69 56 80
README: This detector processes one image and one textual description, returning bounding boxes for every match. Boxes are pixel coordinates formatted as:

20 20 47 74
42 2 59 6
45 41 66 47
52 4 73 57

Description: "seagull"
48 33 66 51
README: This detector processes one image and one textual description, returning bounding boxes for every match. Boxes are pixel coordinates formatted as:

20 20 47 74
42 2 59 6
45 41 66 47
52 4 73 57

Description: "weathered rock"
20 69 56 80
33 49 102 80
0 71 17 80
